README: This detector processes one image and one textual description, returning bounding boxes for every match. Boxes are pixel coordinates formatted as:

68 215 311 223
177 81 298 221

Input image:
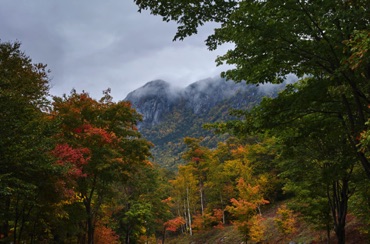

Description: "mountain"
125 80 180 126
125 77 285 170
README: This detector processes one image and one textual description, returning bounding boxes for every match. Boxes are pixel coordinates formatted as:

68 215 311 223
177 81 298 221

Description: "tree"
241 78 359 243
169 165 199 236
226 178 269 244
113 163 171 244
51 90 151 244
208 141 270 243
182 137 211 217
205 140 239 226
274 205 297 240
0 41 62 243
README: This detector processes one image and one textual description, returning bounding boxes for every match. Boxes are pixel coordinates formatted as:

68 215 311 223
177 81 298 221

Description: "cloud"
0 0 228 100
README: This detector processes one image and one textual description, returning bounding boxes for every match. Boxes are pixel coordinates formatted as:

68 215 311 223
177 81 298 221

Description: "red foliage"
73 124 117 144
192 157 201 162
193 148 205 158
52 143 91 178
86 127 115 144
73 127 82 134
164 217 186 232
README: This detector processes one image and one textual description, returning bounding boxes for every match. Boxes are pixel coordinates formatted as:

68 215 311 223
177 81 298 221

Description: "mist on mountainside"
125 76 290 169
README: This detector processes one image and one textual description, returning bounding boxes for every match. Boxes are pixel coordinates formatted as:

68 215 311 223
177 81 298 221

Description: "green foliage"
111 163 172 243
0 41 62 243
119 201 153 242
134 0 238 41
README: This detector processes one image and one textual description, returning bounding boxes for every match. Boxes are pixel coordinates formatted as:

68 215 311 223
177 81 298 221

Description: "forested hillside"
125 78 287 169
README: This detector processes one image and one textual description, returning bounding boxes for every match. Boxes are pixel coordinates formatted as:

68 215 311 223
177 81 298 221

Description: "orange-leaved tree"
226 178 269 244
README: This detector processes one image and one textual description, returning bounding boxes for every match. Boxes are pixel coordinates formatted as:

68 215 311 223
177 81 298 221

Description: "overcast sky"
0 0 231 100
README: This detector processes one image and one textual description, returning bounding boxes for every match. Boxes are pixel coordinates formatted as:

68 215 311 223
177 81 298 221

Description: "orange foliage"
164 217 186 232
192 210 225 231
213 209 224 229
191 213 205 231
161 197 174 208
231 146 248 158
226 178 269 241
94 223 119 244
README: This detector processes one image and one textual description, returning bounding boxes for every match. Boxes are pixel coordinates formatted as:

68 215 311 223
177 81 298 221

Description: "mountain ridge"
125 77 287 169
125 78 255 125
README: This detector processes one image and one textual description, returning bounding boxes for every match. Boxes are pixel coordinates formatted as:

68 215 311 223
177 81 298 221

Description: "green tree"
244 78 358 243
113 163 171 244
0 41 62 243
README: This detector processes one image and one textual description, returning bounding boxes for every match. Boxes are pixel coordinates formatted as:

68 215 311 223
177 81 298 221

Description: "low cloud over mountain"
125 77 286 169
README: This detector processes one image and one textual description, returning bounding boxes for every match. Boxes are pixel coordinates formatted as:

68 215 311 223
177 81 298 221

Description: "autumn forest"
2 0 370 243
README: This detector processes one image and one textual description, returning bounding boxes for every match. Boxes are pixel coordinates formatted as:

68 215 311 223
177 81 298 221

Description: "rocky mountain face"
125 77 284 169
126 78 259 125
125 80 180 126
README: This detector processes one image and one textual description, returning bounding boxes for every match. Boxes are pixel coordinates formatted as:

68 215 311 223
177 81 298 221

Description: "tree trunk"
327 178 349 244
1 196 10 239
85 175 98 244
86 201 95 244
220 193 225 224
199 184 204 216
162 226 166 244
186 187 192 236
335 223 346 244
183 200 188 232
13 196 20 244
125 226 131 244
326 222 331 244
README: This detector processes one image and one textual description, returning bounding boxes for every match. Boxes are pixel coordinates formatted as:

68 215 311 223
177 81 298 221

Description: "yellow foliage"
249 215 266 243
274 204 297 236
